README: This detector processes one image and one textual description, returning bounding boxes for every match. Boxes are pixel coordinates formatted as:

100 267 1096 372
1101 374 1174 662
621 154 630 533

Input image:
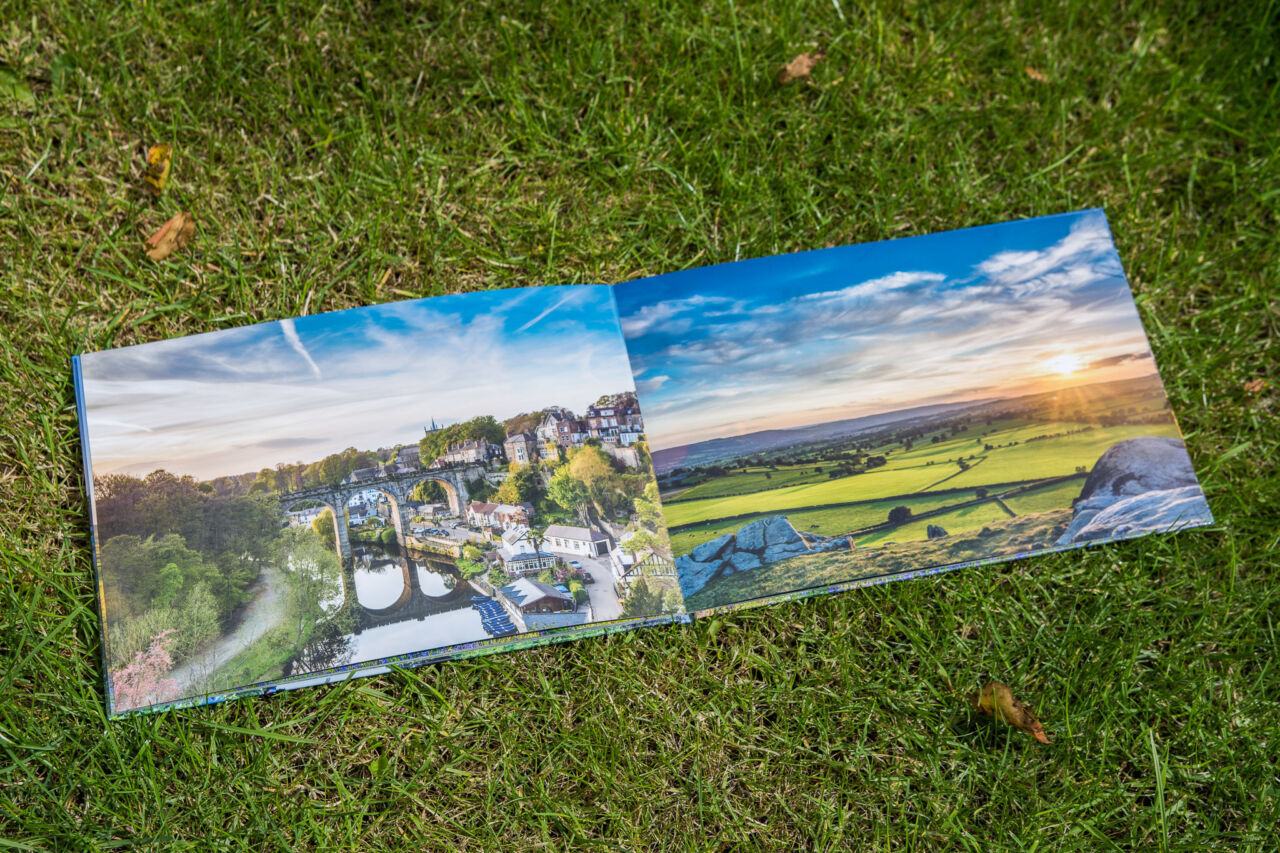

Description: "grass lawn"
2 1 1277 849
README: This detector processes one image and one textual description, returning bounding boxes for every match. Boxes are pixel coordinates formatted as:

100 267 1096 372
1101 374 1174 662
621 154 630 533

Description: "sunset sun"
1046 352 1084 376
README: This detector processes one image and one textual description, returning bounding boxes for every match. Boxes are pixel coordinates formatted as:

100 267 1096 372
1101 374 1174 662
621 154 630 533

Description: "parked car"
582 572 595 584
568 560 583 570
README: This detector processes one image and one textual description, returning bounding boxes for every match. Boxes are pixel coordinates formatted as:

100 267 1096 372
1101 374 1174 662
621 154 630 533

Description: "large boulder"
926 524 948 539
762 541 810 563
762 515 804 548
734 518 770 552
1061 486 1213 543
675 555 722 598
677 514 855 596
1079 437 1199 501
691 532 735 563
1058 437 1211 545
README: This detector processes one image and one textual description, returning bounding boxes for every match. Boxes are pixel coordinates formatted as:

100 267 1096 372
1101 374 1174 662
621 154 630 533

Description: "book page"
76 285 682 716
614 210 1213 616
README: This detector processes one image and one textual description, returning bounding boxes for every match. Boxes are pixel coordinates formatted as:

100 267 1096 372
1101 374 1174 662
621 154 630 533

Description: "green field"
934 423 1184 490
1002 478 1090 515
856 501 1017 546
666 464 833 502
668 490 986 555
663 462 951 526
685 509 1077 612
665 423 1184 551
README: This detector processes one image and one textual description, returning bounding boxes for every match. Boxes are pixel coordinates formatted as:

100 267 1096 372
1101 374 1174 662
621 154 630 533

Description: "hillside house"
467 501 499 528
503 432 539 465
544 524 612 557
498 578 575 614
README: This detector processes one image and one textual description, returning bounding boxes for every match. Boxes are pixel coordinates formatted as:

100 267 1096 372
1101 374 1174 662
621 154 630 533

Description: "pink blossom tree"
110 629 179 712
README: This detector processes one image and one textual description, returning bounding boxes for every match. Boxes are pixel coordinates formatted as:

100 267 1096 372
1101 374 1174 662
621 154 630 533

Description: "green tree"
311 508 336 551
496 464 542 505
411 479 446 504
277 528 344 649
887 505 912 525
153 562 184 610
621 578 662 618
621 481 671 561
547 466 591 525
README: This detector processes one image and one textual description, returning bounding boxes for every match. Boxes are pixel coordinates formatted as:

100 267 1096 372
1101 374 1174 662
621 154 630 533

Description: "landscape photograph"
79 285 680 714
615 210 1214 611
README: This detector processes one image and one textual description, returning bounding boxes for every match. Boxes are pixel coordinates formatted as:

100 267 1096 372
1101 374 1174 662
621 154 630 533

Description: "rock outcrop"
1057 437 1212 545
926 524 948 539
675 515 853 597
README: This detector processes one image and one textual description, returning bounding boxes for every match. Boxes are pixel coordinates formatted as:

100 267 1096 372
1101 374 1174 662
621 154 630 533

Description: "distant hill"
652 373 1167 474
653 400 993 473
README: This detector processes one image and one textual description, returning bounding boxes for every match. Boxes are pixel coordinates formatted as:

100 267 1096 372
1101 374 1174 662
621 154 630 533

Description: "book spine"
72 355 115 718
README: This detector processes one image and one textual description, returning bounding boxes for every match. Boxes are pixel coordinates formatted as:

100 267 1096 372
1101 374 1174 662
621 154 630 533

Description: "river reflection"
289 542 500 678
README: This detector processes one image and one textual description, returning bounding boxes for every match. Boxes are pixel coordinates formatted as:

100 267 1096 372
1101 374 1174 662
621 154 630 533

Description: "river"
289 542 499 676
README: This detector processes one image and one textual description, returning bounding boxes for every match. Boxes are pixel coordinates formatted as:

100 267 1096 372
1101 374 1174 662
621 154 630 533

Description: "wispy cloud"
617 211 1156 450
281 318 322 379
515 288 582 333
81 287 636 479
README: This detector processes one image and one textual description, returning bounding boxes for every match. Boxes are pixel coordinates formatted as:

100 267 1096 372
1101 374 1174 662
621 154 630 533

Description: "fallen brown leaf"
143 143 172 196
779 51 826 85
1244 378 1267 395
1025 66 1048 84
144 211 196 262
968 681 1052 743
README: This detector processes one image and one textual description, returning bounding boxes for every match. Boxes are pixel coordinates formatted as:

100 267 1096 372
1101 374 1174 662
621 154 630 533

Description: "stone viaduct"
278 463 484 562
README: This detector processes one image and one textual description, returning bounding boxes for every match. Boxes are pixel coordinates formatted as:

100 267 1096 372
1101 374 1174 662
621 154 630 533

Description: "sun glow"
1046 352 1085 376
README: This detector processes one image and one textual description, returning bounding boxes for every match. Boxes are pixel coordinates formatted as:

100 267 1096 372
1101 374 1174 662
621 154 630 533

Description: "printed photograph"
80 286 681 714
615 210 1213 612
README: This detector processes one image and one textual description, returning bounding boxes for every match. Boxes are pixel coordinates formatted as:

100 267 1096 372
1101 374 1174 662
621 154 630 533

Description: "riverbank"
166 568 287 696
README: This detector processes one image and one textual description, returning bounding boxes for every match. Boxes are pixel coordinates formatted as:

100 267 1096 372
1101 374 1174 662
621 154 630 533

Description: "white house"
544 524 611 557
496 527 559 577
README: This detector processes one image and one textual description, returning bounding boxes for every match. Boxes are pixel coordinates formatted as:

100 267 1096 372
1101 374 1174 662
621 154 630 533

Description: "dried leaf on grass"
1025 66 1049 84
1244 378 1267 395
144 211 195 262
968 681 1052 743
144 143 172 196
778 51 826 85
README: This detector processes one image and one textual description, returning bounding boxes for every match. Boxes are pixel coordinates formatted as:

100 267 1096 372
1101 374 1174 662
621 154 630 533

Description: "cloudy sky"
79 286 635 479
614 209 1160 451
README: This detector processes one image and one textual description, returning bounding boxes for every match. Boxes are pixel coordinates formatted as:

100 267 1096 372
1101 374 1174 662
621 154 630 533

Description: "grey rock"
691 532 735 563
1059 486 1213 545
811 536 851 553
675 555 722 598
762 541 809 563
1078 437 1199 502
926 524 948 539
734 517 770 552
1058 437 1208 545
762 516 804 548
728 550 763 572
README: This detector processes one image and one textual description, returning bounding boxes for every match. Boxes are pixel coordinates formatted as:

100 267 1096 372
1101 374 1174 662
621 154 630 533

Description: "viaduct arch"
279 464 483 562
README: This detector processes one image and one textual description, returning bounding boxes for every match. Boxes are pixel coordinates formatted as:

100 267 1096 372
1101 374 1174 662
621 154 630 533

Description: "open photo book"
74 209 1215 716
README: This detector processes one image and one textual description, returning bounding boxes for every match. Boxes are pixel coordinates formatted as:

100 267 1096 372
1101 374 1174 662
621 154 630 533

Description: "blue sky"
81 286 635 478
615 210 1159 450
